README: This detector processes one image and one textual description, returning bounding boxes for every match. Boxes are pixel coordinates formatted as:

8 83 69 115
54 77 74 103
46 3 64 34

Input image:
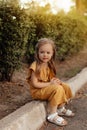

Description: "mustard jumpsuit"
27 61 73 107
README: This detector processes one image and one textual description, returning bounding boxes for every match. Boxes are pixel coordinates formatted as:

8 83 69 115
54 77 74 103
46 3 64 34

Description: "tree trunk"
76 0 84 14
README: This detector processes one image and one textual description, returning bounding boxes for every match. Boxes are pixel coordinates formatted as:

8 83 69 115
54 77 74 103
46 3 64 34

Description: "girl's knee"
53 85 64 93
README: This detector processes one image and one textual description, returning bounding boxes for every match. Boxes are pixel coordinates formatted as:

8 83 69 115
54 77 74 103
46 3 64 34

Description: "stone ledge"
0 101 46 130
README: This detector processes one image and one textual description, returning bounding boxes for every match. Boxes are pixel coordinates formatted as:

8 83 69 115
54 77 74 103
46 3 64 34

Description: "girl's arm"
31 71 62 88
51 77 62 85
31 71 51 88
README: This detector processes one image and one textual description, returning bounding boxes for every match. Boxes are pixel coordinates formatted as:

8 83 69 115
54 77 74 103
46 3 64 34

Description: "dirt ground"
0 48 87 123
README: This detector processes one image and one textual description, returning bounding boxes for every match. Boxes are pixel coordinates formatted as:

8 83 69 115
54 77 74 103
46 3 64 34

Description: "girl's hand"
50 77 62 85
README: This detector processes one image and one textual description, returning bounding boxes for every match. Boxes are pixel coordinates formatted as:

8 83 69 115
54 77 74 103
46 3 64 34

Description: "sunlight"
20 0 75 13
54 0 74 13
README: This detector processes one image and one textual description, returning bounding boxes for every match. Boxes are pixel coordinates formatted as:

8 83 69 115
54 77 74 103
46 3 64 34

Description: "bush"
25 13 50 63
0 3 87 81
26 12 87 61
55 13 87 60
0 4 29 81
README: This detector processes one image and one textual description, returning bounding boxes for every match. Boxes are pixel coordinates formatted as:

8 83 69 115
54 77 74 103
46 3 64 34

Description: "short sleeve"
26 61 36 83
29 61 37 72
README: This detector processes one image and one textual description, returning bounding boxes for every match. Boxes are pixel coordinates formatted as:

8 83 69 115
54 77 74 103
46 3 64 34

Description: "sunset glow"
20 0 75 13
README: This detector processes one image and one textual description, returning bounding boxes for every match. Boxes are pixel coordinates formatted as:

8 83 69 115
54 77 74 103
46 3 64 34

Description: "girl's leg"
48 85 67 108
47 103 57 114
61 82 73 99
47 103 67 126
46 85 68 126
32 85 68 126
32 84 67 107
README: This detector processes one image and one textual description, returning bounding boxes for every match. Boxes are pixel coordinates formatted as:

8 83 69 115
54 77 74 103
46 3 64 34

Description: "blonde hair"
35 38 56 77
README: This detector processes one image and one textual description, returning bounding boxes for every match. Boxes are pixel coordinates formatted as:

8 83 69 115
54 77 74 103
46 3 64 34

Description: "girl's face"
38 43 53 63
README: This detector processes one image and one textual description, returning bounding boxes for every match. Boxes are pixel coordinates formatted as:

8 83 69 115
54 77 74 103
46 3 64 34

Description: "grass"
56 47 87 81
63 67 83 79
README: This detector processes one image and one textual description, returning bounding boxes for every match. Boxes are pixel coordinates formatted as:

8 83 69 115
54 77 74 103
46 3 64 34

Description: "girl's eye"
40 51 44 53
39 51 50 54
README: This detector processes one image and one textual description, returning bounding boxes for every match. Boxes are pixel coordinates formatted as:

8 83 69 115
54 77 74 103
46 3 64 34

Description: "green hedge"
0 4 29 81
55 14 87 60
0 2 87 81
26 12 87 61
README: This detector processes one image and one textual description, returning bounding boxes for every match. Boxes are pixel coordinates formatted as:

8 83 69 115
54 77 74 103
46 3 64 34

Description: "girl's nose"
44 53 47 56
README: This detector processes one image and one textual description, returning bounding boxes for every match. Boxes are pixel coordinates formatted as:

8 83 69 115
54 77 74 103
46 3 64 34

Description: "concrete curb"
67 67 87 96
0 67 87 130
0 101 46 130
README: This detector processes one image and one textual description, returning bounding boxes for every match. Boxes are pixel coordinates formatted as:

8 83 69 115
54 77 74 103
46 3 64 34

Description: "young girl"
27 38 74 126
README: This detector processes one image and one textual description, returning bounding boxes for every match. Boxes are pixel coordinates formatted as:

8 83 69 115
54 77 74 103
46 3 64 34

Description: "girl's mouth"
43 58 48 60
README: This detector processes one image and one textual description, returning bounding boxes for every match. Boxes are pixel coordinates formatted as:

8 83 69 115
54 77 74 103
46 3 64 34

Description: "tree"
74 0 87 14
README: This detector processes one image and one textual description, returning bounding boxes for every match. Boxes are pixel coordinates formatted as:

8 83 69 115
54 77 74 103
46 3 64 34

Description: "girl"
27 38 74 126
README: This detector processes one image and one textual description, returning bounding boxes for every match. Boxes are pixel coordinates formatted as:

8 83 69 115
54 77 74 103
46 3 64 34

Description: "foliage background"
0 0 87 81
